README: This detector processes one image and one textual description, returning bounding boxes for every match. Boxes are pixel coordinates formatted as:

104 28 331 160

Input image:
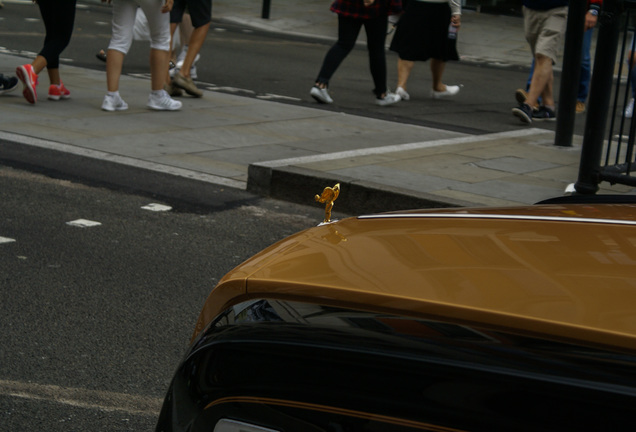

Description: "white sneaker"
376 92 401 106
147 89 182 111
101 93 128 111
396 86 410 101
173 51 200 79
626 98 634 118
310 85 333 104
431 85 460 99
176 46 187 67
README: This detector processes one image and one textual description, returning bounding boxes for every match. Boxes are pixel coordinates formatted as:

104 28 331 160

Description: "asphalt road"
0 1 588 135
0 165 342 431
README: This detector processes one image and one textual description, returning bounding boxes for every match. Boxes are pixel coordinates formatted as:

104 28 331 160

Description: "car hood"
195 204 636 352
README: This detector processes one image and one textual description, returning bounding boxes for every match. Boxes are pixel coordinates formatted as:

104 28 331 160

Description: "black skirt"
389 1 459 62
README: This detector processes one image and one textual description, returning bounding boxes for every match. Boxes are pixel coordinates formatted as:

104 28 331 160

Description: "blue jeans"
526 27 593 103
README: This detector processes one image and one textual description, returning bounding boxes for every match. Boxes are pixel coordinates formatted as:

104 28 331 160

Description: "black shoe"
0 73 18 94
533 105 557 121
512 103 533 124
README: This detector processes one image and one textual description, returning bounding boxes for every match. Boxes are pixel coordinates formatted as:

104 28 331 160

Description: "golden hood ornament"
315 183 340 224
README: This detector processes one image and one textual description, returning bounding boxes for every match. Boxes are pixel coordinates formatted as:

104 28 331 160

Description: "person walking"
512 0 568 124
516 0 601 115
310 0 403 106
168 1 211 98
101 0 182 112
389 0 462 101
15 0 77 104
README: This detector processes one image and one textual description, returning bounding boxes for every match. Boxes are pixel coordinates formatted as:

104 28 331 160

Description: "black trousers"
37 0 77 69
315 14 389 98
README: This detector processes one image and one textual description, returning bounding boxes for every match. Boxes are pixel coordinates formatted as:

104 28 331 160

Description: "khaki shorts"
523 5 568 64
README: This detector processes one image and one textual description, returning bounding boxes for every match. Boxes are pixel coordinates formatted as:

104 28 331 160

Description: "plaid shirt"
330 0 403 19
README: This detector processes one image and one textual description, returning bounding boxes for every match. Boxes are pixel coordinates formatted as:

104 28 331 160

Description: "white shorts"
108 0 170 54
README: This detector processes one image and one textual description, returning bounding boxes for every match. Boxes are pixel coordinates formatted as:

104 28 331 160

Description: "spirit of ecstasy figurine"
315 183 340 223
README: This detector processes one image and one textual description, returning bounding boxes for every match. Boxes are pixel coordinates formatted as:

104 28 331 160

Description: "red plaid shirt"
330 0 403 19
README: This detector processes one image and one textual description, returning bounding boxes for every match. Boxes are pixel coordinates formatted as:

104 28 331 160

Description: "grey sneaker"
147 89 182 111
172 73 203 98
376 92 401 106
164 81 183 97
310 85 333 104
101 93 128 111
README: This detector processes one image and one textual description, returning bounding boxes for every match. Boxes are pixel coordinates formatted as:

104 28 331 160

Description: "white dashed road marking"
141 203 172 212
0 236 16 244
0 379 162 416
66 219 102 228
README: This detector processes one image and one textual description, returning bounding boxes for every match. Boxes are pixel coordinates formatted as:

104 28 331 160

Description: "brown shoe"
515 88 528 104
172 73 202 98
576 100 586 114
164 81 183 97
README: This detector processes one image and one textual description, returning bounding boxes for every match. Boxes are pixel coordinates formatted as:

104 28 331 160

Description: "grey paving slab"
454 179 564 204
474 156 560 174
331 165 469 194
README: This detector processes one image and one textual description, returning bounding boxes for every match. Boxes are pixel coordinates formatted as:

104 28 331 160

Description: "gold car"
157 200 636 432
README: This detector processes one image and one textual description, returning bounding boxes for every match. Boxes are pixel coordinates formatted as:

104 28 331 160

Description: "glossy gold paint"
194 204 636 351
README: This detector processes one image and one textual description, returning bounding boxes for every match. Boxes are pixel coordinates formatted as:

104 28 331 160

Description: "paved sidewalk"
0 2 631 215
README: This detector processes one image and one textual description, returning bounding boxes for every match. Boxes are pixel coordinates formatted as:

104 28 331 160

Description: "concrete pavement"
1 1 633 215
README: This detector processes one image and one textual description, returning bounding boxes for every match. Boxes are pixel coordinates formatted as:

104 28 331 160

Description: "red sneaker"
48 82 70 101
15 64 38 104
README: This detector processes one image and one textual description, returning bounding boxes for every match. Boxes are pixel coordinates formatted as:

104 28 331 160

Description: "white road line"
141 203 172 212
0 236 16 244
253 128 551 168
66 219 102 228
0 379 162 416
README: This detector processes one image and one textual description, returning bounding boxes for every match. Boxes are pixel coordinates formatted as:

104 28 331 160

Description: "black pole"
575 0 622 194
554 0 587 147
262 0 271 19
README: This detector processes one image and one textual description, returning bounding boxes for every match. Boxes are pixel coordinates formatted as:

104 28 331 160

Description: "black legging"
36 0 77 69
315 14 389 98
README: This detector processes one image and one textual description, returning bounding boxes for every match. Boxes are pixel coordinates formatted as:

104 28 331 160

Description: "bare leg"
31 55 48 75
166 22 179 86
46 68 61 86
106 49 125 92
178 13 194 52
150 48 170 91
397 58 414 90
431 59 447 92
526 54 554 108
31 55 61 86
178 23 209 79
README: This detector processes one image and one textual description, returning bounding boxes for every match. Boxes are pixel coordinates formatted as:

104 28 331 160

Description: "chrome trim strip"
358 213 636 226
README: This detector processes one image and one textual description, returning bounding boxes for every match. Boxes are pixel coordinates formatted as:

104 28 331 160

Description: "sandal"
96 49 106 62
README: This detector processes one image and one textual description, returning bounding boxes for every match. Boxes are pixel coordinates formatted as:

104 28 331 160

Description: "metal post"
262 0 271 19
575 0 623 194
554 0 586 147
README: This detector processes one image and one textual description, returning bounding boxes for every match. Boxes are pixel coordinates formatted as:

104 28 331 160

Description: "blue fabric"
578 28 593 102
